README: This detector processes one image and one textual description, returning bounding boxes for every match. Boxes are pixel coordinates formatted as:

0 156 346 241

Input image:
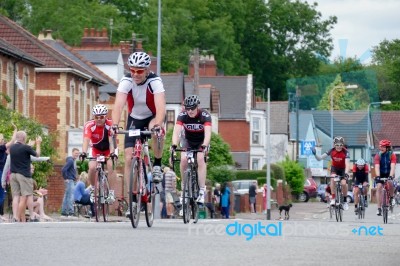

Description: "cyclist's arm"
171 123 183 146
5 123 17 149
314 152 328 161
108 135 115 154
202 124 212 147
373 153 381 177
153 92 166 127
345 158 351 174
82 137 90 154
390 153 396 177
112 91 128 126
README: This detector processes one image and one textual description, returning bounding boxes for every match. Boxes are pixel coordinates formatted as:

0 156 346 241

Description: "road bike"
115 174 128 217
87 155 115 222
171 148 204 224
380 177 394 224
118 127 161 228
354 184 368 219
332 175 345 222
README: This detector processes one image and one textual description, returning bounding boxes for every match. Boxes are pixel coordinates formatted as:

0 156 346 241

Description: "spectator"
9 131 42 222
262 184 268 214
0 124 17 221
220 182 231 219
213 183 221 215
31 166 52 222
163 167 177 218
249 181 257 213
61 148 80 217
74 171 95 218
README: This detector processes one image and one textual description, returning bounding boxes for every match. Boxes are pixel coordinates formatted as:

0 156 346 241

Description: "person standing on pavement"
249 181 257 213
9 131 42 222
163 166 177 218
61 148 80 217
220 182 231 219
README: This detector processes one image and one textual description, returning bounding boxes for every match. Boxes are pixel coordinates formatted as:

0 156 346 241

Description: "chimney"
38 31 45 40
90 28 95 37
102 27 108 38
44 30 54 40
84 28 88 37
135 40 143 52
81 27 111 48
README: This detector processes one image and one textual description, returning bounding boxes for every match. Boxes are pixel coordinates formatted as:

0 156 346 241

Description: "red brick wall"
219 120 250 151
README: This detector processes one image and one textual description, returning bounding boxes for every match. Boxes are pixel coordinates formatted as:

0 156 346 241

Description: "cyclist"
373 139 396 216
312 136 350 210
170 95 212 204
80 104 117 190
112 51 165 184
352 158 369 214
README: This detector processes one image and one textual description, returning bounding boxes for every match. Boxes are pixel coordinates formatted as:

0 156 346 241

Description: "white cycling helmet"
127 52 151 68
333 136 345 145
356 158 365 166
92 104 108 115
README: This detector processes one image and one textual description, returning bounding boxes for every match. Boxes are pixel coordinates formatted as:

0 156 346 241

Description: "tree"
317 75 356 111
277 156 305 195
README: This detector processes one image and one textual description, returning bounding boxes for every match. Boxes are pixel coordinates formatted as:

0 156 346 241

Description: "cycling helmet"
127 52 151 68
333 136 345 145
356 158 365 166
379 139 391 147
184 95 200 108
92 104 108 115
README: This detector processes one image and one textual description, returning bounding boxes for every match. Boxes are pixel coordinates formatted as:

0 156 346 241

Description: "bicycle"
354 184 368 219
115 174 128 217
380 177 394 224
171 147 204 224
87 155 115 222
117 127 161 228
332 175 345 222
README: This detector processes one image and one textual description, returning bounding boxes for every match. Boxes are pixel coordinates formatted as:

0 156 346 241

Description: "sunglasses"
94 115 105 120
335 144 343 147
130 68 146 75
185 106 197 111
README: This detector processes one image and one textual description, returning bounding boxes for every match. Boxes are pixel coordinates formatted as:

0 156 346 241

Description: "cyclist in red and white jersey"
352 158 369 214
112 52 166 184
80 104 117 187
170 95 212 204
312 136 350 210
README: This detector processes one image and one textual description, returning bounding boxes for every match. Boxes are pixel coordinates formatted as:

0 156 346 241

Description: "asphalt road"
1 202 399 266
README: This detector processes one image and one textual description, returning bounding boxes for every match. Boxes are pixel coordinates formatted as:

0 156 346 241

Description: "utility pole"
193 48 199 95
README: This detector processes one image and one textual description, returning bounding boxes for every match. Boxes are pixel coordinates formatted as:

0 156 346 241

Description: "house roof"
0 37 43 66
0 15 106 85
256 101 289 134
200 76 248 120
289 113 315 141
303 110 368 146
75 50 120 64
372 111 400 147
42 39 112 87
161 72 185 104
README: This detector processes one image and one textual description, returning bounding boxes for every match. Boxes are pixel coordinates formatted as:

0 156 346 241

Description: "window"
252 117 261 145
70 83 75 127
79 85 85 126
166 110 175 131
252 158 259 170
23 70 29 116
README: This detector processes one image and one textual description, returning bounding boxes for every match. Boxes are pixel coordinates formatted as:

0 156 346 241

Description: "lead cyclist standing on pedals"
352 158 369 215
170 95 212 205
312 136 350 210
79 104 118 200
373 139 397 216
112 51 166 188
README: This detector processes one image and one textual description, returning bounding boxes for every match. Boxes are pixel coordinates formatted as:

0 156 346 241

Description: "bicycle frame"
332 175 344 222
380 178 393 224
355 184 367 219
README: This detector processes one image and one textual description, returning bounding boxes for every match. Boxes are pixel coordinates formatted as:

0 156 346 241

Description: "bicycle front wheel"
101 175 110 222
94 171 101 222
182 170 191 224
359 195 365 219
145 182 156 227
129 159 142 228
192 172 199 224
382 189 388 224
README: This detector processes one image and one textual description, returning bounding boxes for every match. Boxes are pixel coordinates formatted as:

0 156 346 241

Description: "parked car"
298 178 318 202
318 183 354 203
232 180 263 195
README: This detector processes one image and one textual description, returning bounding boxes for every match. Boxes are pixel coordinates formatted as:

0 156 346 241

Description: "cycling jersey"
117 72 165 120
325 148 349 169
352 164 369 184
374 151 397 176
83 118 113 156
176 108 212 145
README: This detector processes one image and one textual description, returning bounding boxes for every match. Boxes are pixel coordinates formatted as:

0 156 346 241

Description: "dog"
278 204 293 220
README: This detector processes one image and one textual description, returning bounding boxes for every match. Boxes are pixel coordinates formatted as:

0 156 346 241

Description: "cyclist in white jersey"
112 52 166 185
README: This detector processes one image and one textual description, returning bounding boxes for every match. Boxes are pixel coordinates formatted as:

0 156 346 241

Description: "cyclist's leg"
376 181 383 215
180 152 188 192
387 180 395 197
362 181 369 205
330 175 336 205
197 151 207 189
353 185 359 206
148 118 164 182
88 161 97 187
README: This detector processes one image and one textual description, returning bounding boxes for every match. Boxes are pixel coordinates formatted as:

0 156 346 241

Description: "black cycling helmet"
184 95 200 108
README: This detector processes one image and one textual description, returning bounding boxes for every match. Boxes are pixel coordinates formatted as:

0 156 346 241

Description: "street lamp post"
330 84 358 141
366 101 391 162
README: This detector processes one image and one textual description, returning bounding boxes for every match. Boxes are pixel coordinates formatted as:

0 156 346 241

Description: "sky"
311 0 400 64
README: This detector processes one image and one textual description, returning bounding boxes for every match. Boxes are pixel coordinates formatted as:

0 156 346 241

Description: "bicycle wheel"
192 172 199 224
94 171 101 222
182 170 191 224
101 175 110 222
145 182 156 227
335 185 342 222
358 195 364 219
129 159 142 228
382 189 388 224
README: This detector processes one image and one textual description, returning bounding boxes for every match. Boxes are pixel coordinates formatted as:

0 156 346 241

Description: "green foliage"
277 156 305 195
76 160 88 174
207 165 235 185
235 169 277 189
0 109 57 188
